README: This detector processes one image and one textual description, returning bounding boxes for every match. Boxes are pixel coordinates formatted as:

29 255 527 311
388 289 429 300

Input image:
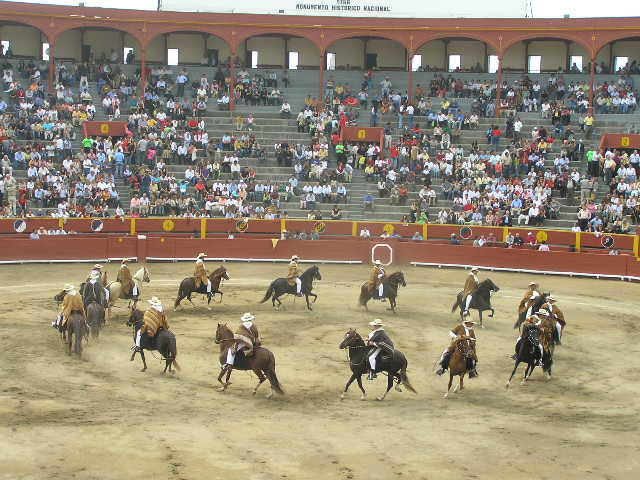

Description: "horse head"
214 323 232 344
389 271 406 287
126 306 141 327
53 290 67 302
339 329 364 349
523 322 541 346
142 267 151 283
303 265 321 281
455 335 475 358
480 279 500 293
212 266 230 281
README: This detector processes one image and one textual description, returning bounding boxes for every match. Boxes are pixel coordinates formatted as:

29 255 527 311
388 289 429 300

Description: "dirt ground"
0 262 638 480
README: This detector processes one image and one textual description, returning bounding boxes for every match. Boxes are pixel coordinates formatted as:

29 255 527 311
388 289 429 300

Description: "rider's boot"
368 370 377 380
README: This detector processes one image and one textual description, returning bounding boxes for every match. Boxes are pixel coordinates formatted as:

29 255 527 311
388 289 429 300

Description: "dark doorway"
81 44 91 62
207 49 219 67
366 53 378 69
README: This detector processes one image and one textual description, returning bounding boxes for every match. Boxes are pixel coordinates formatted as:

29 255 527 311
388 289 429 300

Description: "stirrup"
435 367 445 376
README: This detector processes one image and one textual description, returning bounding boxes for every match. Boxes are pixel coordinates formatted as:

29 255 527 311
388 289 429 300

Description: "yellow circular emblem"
313 222 326 233
383 224 395 235
163 219 175 232
536 230 548 243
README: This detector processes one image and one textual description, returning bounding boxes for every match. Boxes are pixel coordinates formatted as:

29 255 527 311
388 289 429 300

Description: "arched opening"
414 37 495 73
501 37 591 74
325 35 408 71
236 33 320 71
595 36 640 74
145 30 232 68
55 27 142 65
0 21 49 60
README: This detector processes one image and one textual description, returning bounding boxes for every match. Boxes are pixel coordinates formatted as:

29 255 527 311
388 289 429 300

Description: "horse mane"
388 271 404 280
211 266 226 277
217 323 233 338
349 329 365 346
133 266 148 280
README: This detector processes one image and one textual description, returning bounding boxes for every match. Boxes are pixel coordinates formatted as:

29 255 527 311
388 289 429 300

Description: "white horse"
106 266 150 320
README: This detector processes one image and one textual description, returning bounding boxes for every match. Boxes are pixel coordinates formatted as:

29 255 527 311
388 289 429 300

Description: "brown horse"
214 323 284 398
174 266 230 310
67 311 89 357
444 336 476 399
359 271 406 314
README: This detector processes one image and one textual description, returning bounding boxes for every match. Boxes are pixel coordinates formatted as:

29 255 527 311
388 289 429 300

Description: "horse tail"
400 368 417 394
358 283 368 306
74 319 82 356
451 293 461 313
260 283 275 303
266 369 285 395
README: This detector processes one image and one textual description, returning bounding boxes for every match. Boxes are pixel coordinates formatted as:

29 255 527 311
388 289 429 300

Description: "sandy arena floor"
0 263 638 480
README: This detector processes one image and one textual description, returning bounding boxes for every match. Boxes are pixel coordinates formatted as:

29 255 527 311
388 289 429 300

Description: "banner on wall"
82 122 128 138
599 133 640 151
159 0 526 18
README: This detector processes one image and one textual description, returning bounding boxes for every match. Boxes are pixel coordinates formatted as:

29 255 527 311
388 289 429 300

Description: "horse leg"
305 294 312 311
139 350 147 372
479 311 484 328
252 370 266 395
206 293 212 311
377 373 394 401
522 363 535 385
444 372 454 398
389 297 397 314
506 361 520 389
187 294 196 308
310 293 318 304
459 373 465 392
356 375 367 401
489 308 495 318
341 372 359 400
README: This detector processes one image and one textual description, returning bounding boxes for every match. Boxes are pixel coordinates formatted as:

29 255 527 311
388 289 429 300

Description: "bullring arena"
2 0 640 478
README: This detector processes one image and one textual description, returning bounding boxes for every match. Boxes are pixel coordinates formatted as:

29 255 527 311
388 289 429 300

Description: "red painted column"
589 57 596 116
319 50 325 109
495 55 503 118
407 52 414 102
230 49 236 113
48 42 55 94
140 47 147 99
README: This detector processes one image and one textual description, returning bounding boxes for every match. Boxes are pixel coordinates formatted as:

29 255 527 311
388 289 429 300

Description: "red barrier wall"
1 237 636 279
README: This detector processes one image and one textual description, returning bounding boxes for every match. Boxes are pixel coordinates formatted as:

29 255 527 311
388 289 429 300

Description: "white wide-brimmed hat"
148 296 162 307
63 283 74 292
121 258 130 264
197 252 207 259
374 259 382 265
538 309 550 316
471 266 479 272
528 281 538 286
462 319 476 325
547 295 556 302
369 319 384 327
93 264 103 269
291 255 299 260
241 312 255 322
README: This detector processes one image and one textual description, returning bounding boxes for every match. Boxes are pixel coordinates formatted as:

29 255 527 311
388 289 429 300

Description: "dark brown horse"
359 271 406 314
451 279 500 327
339 329 416 401
260 265 321 311
127 308 179 374
174 266 230 310
214 323 284 398
443 336 476 398
66 311 88 357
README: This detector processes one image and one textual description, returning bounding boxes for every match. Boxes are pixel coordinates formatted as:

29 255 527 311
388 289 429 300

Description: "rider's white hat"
471 266 479 272
291 255 299 261
197 252 207 259
537 309 550 316
374 259 382 266
93 264 103 269
369 319 384 327
148 296 162 307
121 258 130 264
547 295 556 302
528 281 538 286
241 312 255 323
462 319 476 325
63 283 74 292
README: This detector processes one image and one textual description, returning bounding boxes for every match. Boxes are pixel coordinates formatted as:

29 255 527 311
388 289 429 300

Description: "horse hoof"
505 382 510 389
376 396 385 401
340 393 345 400
266 392 273 399
520 380 527 386
443 393 449 399
140 369 146 373
360 395 367 401
217 387 226 392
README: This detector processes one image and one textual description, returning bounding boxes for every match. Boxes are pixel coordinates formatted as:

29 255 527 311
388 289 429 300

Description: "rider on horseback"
194 253 212 293
224 312 261 369
514 314 545 364
84 271 107 306
117 258 138 298
539 295 565 345
88 264 110 303
367 319 394 380
53 284 85 330
436 319 479 377
518 281 542 318
287 255 303 296
462 267 480 316
369 260 386 301
134 297 169 352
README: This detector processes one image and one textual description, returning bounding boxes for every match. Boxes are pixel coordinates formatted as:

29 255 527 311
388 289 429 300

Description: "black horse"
81 282 106 339
127 308 179 373
359 271 407 314
339 329 416 401
506 322 547 388
514 293 549 330
174 266 230 310
260 265 321 310
452 279 500 327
